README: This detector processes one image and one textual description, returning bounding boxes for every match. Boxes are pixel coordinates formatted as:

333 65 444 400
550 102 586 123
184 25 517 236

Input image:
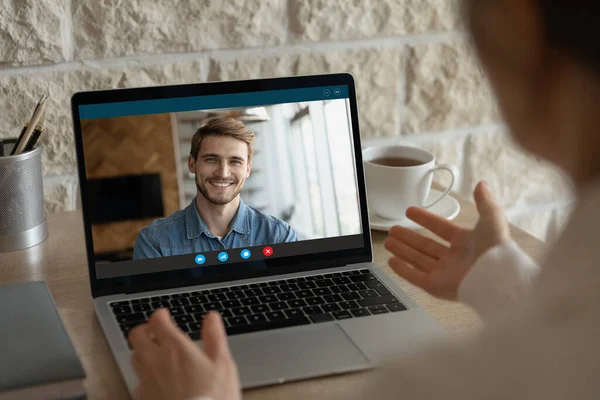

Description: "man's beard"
195 175 243 205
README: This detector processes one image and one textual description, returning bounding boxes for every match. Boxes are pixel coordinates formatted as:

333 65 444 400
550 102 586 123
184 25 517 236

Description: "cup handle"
422 163 459 209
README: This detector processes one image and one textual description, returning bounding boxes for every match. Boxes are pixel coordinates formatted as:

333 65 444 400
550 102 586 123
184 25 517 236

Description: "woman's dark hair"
537 2 598 71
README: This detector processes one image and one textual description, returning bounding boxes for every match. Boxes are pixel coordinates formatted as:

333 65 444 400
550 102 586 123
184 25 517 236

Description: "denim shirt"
133 199 298 259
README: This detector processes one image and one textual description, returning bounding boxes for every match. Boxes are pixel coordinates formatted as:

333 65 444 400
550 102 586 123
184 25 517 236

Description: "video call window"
80 93 363 277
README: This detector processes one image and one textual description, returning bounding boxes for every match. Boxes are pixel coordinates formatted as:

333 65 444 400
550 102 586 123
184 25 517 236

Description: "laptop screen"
77 82 366 281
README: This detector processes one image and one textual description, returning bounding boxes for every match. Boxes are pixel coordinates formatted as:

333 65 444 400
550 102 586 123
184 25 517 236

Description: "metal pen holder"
0 138 48 252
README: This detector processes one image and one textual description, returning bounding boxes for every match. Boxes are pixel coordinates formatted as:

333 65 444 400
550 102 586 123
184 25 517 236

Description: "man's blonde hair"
190 117 255 160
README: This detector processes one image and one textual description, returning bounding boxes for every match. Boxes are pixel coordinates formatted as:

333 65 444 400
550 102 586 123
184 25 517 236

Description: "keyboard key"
189 296 208 304
287 299 307 308
297 281 318 290
302 306 323 315
131 298 150 304
209 293 227 302
347 283 367 291
332 285 351 293
192 312 207 322
258 295 278 303
314 287 332 296
331 273 342 278
236 285 249 290
189 331 201 341
240 297 260 306
339 301 359 310
324 273 334 278
175 315 194 324
203 302 222 311
210 288 225 293
257 282 269 287
296 277 306 282
170 298 189 307
323 294 343 303
190 291 205 296
222 299 242 308
219 309 233 318
359 269 371 274
151 301 170 309
262 287 281 295
120 321 144 337
170 293 184 299
358 295 399 308
350 274 376 283
305 297 326 305
341 292 361 301
250 304 270 313
387 303 407 312
177 325 190 335
247 314 268 324
131 303 152 312
249 283 260 289
280 284 299 292
244 289 263 297
365 281 392 295
116 313 146 324
169 307 185 316
316 279 334 288
350 308 371 318
284 309 303 318
295 290 314 298
270 302 288 311
189 322 201 331
287 278 298 283
232 307 252 316
227 316 248 326
226 291 244 300
277 292 297 301
313 275 326 280
226 316 311 336
369 306 389 315
322 303 341 313
310 313 334 323
184 305 203 314
112 305 132 315
359 290 380 298
111 301 130 307
265 311 286 321
332 310 353 320
332 277 351 285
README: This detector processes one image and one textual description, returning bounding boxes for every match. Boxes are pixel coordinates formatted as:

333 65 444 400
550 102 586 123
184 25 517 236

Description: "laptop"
71 73 445 392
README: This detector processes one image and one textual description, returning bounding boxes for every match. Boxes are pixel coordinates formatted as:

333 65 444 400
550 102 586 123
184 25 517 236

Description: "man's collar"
185 198 250 239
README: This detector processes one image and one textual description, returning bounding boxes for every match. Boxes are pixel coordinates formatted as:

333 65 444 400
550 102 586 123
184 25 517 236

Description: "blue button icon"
195 254 206 265
333 88 342 96
240 249 251 260
323 89 331 96
218 251 229 262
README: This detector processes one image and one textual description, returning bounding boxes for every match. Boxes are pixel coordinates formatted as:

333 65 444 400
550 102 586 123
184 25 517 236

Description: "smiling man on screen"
133 117 298 259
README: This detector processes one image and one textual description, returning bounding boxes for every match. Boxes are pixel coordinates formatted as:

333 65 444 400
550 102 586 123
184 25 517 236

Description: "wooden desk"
0 193 547 399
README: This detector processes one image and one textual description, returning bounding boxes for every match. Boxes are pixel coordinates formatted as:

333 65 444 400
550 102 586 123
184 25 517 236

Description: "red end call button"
263 246 274 257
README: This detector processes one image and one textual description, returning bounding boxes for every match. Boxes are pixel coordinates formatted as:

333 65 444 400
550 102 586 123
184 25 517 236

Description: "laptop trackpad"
227 323 371 388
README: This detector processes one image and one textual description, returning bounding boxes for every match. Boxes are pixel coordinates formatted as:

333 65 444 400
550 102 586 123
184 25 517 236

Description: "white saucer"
369 189 461 232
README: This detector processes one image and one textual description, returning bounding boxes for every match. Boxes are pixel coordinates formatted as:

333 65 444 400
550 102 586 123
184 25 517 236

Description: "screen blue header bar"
79 85 349 120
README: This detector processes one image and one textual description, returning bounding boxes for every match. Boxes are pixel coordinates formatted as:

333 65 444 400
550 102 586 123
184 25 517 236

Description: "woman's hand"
129 309 241 400
384 181 511 301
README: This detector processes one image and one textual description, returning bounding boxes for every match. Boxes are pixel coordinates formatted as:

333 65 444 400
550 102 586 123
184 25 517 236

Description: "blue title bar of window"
79 85 349 120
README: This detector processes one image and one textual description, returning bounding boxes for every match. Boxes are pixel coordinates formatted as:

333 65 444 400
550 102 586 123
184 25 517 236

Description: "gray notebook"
0 281 86 399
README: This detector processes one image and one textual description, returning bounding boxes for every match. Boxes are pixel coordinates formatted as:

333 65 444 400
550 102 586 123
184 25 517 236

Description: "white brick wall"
0 0 575 242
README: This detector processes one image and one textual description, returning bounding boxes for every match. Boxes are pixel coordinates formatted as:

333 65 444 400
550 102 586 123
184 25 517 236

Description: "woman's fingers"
406 207 464 242
389 225 450 259
388 257 431 292
384 235 437 272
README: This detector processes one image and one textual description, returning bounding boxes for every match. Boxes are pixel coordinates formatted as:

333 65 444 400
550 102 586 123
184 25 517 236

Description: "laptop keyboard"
110 269 407 343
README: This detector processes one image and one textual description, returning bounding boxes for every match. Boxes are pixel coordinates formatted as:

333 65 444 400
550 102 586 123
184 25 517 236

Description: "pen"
22 125 45 153
13 98 47 155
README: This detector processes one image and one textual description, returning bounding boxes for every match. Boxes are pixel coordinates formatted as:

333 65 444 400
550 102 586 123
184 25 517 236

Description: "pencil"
13 98 47 155
10 92 48 155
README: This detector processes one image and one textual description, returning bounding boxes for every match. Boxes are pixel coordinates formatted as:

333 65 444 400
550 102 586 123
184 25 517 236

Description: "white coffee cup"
363 145 459 220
